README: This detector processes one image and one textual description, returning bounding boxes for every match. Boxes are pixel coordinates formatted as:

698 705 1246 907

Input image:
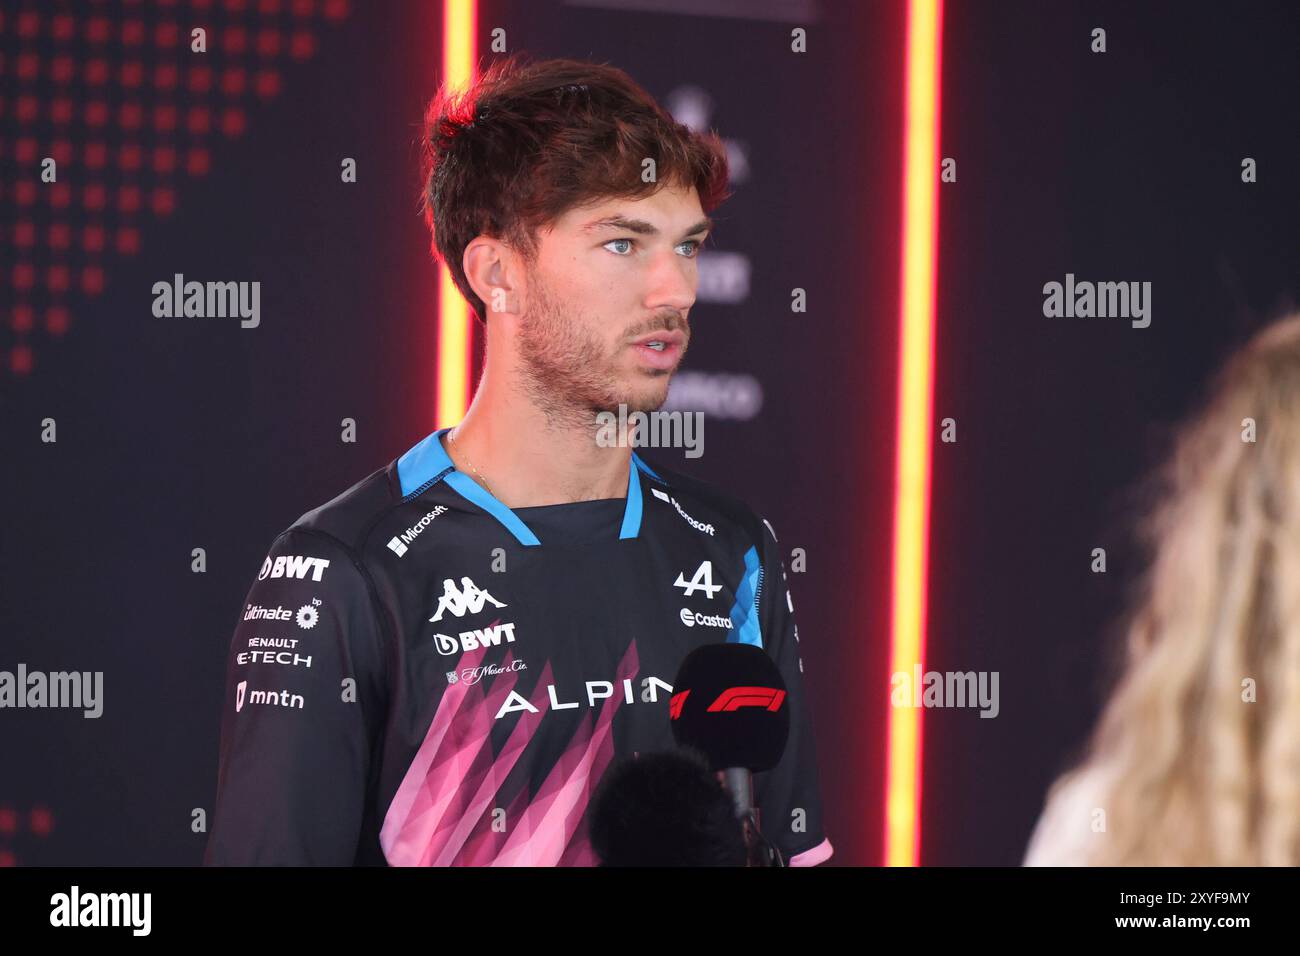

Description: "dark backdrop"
1 0 1296 866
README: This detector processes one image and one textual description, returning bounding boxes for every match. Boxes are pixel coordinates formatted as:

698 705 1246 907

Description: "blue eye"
603 238 703 257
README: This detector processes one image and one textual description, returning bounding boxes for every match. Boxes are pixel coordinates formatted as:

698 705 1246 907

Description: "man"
204 54 832 866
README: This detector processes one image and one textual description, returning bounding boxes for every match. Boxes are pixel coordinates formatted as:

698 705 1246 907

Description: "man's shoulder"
635 454 774 547
279 461 401 556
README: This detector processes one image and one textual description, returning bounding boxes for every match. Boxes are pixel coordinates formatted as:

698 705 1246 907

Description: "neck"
447 360 633 509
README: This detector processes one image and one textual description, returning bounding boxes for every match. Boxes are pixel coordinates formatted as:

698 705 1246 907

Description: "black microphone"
670 642 790 866
587 748 748 866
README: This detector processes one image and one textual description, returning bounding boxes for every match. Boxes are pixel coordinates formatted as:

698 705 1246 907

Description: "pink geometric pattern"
381 639 641 867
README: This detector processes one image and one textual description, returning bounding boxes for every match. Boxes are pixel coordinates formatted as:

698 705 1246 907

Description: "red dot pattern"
1 0 351 380
0 805 56 867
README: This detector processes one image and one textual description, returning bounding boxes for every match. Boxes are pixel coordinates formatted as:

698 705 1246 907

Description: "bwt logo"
259 554 330 582
433 621 518 656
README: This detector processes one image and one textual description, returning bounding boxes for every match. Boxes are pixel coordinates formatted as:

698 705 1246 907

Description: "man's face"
514 182 710 421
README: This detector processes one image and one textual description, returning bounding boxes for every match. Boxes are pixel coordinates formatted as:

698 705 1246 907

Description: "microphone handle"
720 768 786 866
722 767 752 820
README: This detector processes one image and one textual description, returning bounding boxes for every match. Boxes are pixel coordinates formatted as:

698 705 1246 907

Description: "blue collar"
396 427 659 546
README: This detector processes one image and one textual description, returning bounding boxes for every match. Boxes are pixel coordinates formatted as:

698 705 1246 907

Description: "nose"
643 247 697 317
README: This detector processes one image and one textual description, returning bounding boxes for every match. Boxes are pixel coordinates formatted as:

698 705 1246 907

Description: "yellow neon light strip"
436 0 478 427
885 0 943 868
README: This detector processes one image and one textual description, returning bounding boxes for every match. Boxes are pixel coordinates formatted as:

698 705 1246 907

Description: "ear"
462 236 522 318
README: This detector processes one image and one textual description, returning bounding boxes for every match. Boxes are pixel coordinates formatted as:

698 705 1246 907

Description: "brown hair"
420 54 731 323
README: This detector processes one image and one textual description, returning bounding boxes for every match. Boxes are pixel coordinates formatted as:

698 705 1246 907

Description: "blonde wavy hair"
1047 311 1300 865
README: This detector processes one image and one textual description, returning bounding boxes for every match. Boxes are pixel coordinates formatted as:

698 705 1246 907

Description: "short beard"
514 269 673 431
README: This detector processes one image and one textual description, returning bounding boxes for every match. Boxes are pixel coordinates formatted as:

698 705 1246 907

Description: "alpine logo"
432 621 518 656
430 576 508 621
651 487 715 536
259 554 330 582
495 675 673 720
674 560 723 599
387 506 448 557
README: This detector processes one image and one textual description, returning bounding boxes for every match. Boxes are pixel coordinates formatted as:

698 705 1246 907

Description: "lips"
630 330 686 370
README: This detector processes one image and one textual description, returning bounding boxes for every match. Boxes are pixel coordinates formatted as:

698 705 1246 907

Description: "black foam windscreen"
669 642 789 772
587 748 748 867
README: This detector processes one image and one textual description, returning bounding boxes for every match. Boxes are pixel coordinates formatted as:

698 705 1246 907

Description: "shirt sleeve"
204 528 388 865
751 517 834 867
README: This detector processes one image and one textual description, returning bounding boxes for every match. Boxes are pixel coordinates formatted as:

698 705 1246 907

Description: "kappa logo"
674 560 723 599
430 576 508 622
259 554 330 582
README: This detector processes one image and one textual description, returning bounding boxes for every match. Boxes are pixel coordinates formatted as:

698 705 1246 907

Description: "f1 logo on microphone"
670 686 786 718
669 689 690 719
707 686 786 712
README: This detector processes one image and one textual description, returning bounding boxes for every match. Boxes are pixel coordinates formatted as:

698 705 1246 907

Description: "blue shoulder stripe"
726 545 763 648
396 427 455 497
396 427 540 547
445 471 541 546
632 452 663 482
398 427 646 547
619 458 644 539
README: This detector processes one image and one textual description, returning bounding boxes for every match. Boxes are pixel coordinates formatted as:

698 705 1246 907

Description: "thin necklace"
447 428 495 497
